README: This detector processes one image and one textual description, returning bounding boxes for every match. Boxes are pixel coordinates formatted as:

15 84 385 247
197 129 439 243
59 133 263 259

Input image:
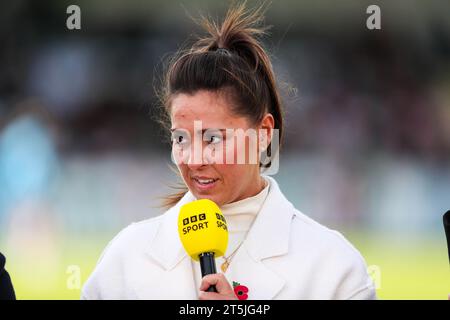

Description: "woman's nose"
186 144 208 170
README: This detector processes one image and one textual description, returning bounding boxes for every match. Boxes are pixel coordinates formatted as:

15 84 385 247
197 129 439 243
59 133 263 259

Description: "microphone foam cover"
178 199 228 261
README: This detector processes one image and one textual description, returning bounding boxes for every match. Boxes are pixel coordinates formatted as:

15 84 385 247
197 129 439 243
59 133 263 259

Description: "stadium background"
0 0 449 299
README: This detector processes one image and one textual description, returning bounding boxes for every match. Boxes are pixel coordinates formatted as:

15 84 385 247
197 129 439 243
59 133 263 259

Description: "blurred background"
0 0 449 299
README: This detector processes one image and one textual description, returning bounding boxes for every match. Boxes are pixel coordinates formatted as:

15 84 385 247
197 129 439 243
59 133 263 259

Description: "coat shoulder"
107 215 165 252
80 214 165 299
291 209 363 259
287 209 376 299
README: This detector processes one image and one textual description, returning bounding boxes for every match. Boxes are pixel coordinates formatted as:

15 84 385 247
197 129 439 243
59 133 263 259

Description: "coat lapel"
225 244 286 299
137 191 198 299
225 176 295 300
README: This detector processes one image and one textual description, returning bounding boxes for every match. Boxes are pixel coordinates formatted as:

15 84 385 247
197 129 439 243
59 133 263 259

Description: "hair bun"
193 2 270 70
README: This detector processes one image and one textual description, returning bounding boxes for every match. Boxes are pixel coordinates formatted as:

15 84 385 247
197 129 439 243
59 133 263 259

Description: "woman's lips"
192 177 219 191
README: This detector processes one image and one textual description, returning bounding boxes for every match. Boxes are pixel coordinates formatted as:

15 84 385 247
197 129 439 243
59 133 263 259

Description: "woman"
82 3 376 300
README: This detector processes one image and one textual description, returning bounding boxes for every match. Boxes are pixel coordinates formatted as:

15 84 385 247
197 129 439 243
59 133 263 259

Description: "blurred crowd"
0 1 449 235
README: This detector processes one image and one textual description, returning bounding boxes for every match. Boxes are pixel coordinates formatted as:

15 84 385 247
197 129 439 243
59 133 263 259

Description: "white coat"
81 176 376 300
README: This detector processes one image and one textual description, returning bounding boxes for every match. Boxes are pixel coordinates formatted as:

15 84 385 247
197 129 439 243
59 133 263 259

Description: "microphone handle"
199 252 217 292
444 211 450 264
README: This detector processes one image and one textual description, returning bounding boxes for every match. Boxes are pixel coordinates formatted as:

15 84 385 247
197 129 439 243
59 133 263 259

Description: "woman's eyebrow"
170 128 227 133
202 128 226 133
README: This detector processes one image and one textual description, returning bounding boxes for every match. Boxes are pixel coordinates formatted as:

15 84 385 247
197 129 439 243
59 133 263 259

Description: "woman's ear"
258 113 275 153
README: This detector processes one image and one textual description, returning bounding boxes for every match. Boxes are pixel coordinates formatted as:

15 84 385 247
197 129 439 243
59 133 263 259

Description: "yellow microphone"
178 199 228 292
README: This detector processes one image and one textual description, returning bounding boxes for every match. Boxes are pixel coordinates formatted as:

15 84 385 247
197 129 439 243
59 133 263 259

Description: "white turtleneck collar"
219 176 270 233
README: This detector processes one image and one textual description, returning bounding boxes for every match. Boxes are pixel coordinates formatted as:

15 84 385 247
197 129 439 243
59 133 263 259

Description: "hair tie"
216 47 231 56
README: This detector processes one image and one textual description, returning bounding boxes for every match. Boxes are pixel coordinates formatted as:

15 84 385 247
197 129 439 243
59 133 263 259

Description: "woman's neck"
232 175 267 203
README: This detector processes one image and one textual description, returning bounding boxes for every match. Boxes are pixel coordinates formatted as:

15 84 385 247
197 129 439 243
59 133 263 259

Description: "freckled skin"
170 90 274 206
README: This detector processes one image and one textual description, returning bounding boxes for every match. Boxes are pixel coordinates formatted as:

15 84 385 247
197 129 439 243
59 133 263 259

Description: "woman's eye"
207 135 222 144
172 134 186 144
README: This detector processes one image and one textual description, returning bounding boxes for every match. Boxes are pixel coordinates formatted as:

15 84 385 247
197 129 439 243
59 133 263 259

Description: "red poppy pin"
232 281 249 300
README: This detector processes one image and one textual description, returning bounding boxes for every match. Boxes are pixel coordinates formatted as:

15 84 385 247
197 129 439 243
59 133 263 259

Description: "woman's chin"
191 192 224 206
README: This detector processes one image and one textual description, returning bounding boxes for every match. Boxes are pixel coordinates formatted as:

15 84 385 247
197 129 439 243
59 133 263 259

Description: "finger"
200 273 233 294
199 273 223 290
198 291 236 300
199 274 217 291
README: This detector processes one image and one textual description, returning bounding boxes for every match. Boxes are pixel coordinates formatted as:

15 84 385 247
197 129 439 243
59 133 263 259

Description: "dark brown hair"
157 1 284 208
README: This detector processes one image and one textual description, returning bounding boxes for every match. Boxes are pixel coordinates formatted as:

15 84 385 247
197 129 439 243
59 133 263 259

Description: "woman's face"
170 90 271 206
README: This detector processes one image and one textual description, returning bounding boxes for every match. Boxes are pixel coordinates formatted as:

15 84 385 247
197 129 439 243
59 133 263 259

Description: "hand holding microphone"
178 199 234 295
